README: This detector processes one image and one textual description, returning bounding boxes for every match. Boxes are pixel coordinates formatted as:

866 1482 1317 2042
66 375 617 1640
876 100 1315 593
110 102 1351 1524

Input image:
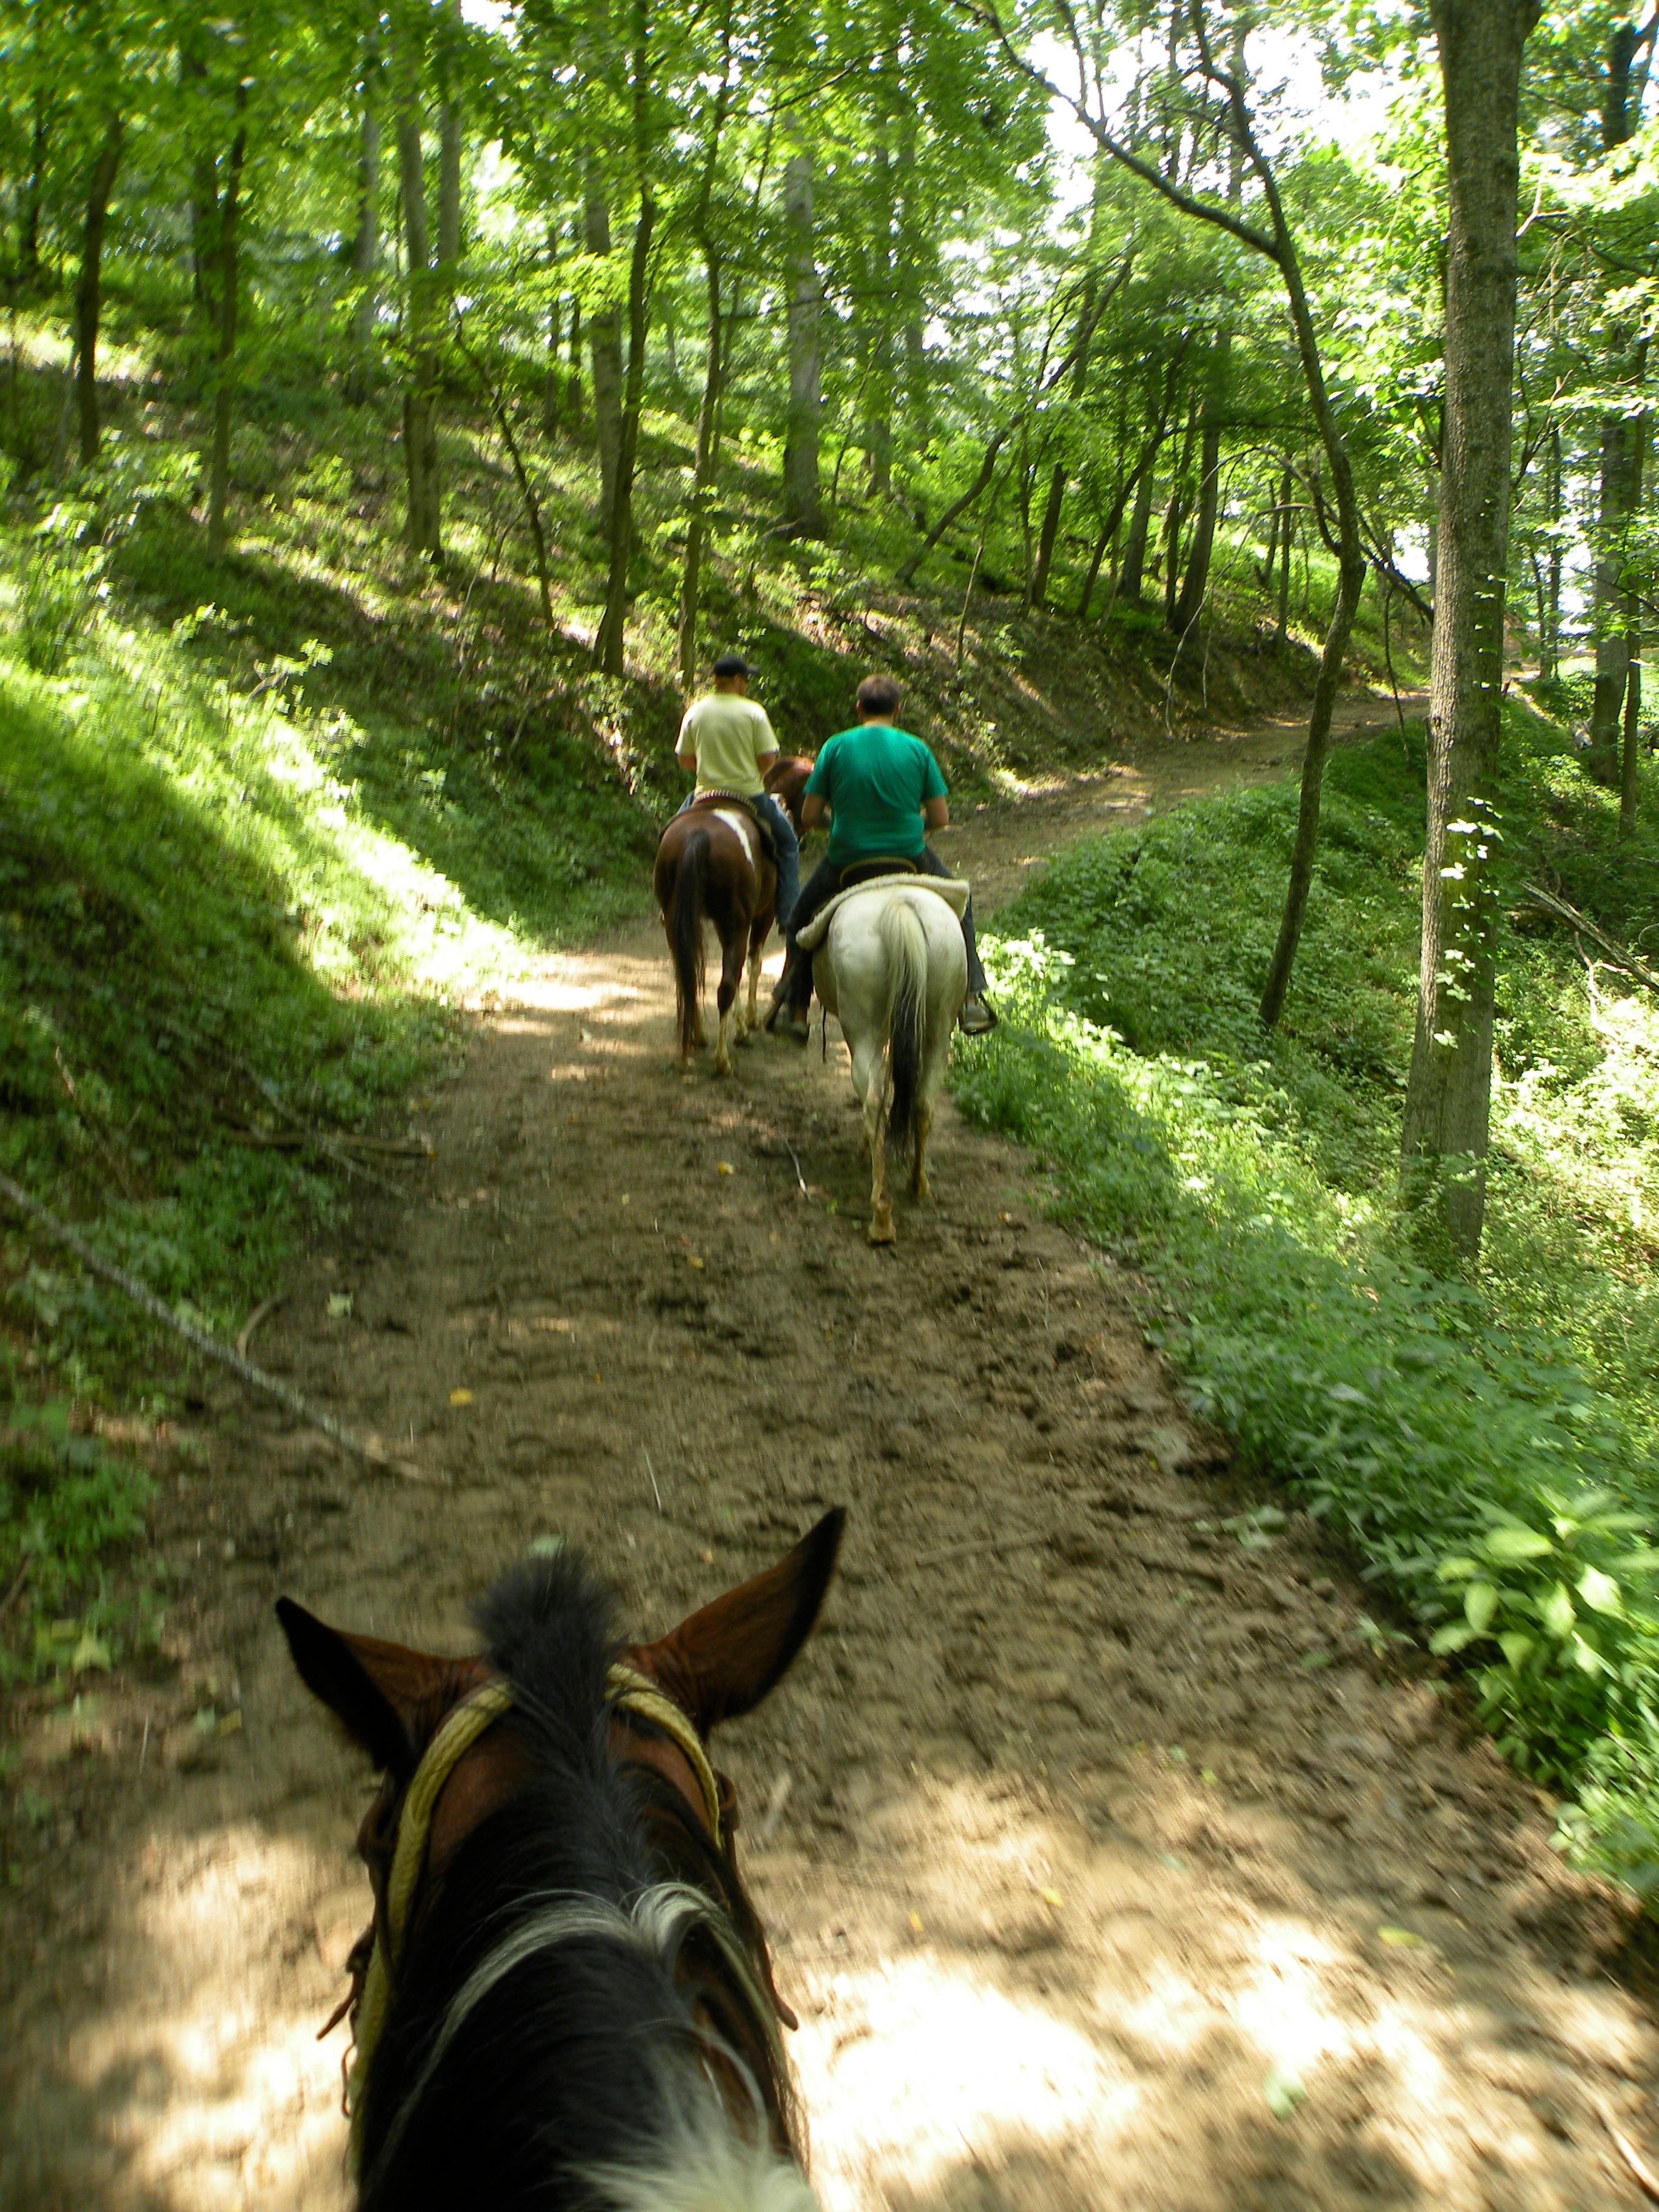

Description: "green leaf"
1577 1566 1623 1617
1264 2065 1305 2119
1436 1555 1478 1582
1540 1583 1577 1640
1481 1526 1553 1564
1497 1632 1535 1671
1430 1622 1475 1654
1464 1582 1498 1634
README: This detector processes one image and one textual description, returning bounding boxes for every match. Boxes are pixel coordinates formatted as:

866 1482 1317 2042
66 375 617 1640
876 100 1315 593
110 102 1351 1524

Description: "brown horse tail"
669 828 710 1055
880 897 928 1166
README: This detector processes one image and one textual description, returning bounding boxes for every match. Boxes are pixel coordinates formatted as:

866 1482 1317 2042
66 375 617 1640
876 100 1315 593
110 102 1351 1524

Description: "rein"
343 1664 725 2174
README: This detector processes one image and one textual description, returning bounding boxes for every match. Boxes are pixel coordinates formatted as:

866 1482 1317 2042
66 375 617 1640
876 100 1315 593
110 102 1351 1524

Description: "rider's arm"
802 794 830 831
923 797 949 831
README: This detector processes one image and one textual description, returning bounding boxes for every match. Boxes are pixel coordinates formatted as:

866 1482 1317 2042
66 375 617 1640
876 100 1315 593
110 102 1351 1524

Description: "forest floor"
5 683 1659 2212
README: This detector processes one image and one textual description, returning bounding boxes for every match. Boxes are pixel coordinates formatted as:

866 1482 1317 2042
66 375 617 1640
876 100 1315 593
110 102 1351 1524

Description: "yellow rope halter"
343 1663 722 2176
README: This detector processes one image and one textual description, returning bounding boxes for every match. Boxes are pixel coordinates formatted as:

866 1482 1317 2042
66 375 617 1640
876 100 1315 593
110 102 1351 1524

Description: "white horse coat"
805 880 968 1244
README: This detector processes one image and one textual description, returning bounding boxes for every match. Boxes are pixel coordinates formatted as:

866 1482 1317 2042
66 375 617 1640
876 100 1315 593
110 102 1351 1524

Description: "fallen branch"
0 1172 426 1480
235 1293 284 1359
1519 883 1659 997
1596 2095 1659 2204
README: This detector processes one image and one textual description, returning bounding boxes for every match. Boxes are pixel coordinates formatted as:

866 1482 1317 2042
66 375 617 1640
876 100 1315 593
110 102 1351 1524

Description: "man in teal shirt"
766 673 996 1039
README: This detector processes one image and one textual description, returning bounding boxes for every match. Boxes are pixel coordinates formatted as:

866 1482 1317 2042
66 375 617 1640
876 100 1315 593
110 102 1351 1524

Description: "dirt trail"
6 696 1659 2212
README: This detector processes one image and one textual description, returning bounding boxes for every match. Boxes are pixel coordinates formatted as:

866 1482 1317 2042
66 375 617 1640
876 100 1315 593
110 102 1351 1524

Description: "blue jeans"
676 791 800 933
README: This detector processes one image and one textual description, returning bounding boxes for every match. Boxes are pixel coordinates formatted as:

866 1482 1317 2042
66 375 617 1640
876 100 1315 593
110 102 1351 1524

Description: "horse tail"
880 897 929 1165
669 829 709 1054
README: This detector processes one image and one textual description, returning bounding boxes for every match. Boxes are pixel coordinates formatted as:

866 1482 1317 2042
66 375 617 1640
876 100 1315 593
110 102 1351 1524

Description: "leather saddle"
839 855 917 890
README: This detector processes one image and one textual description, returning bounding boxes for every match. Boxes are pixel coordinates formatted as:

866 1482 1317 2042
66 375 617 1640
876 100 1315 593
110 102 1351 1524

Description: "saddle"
838 855 917 889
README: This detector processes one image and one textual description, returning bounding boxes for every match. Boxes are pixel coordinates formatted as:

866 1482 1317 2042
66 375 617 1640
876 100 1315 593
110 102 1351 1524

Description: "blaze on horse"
654 801 777 1074
278 1509 845 2212
798 875 968 1245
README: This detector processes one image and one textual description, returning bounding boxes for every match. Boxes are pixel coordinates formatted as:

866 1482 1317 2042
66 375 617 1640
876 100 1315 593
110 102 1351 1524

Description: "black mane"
355 1550 789 2212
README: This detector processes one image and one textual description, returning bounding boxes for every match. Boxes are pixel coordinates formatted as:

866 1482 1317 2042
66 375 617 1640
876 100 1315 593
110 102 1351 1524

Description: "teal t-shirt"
805 724 948 866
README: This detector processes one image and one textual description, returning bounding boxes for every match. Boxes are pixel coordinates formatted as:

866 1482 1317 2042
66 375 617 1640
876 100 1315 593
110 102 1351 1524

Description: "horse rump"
878 898 928 1165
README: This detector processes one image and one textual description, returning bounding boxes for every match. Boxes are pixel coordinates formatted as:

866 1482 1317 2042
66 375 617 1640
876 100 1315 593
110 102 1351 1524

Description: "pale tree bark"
677 4 736 688
595 0 655 675
1587 19 1650 779
1399 0 1541 1262
1030 232 1131 606
397 110 443 560
19 94 50 286
351 35 382 354
75 112 124 465
1540 422 1562 679
437 0 462 273
1619 414 1647 836
206 92 247 559
585 170 623 529
782 146 826 537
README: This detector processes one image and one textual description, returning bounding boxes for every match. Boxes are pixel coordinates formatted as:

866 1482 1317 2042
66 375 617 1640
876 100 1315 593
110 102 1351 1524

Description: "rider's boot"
957 994 998 1036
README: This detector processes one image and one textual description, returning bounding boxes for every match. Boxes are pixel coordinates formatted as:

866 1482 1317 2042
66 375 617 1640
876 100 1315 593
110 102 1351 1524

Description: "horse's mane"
354 1552 809 2212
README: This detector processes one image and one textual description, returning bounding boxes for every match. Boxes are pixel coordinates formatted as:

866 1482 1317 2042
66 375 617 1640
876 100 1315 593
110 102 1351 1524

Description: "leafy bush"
957 718 1659 1908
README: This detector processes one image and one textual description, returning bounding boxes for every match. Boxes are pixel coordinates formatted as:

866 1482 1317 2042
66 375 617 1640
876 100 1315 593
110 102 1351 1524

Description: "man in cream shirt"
675 653 800 933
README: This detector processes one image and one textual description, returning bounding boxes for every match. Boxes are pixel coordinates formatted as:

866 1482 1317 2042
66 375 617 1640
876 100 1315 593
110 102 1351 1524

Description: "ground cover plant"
956 700 1659 1908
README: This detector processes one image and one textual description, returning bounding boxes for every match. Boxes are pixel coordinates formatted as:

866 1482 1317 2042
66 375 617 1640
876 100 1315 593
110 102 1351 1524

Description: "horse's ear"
632 1509 846 1734
276 1597 460 1780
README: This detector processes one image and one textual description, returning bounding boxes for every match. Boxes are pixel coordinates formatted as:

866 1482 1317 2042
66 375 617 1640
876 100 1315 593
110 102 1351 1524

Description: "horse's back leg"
714 921 747 1075
849 1032 895 1244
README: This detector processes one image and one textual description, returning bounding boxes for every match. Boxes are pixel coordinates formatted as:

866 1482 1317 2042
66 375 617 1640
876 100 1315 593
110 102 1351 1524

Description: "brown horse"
762 756 815 837
654 803 777 1074
278 1510 845 2212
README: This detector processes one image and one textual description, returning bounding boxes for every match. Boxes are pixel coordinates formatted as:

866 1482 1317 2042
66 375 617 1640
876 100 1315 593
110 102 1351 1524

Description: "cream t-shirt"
677 693 779 796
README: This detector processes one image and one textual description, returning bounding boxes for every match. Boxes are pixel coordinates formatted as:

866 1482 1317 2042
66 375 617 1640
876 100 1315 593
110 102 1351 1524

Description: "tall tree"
1399 0 1543 1262
594 0 655 674
782 141 825 537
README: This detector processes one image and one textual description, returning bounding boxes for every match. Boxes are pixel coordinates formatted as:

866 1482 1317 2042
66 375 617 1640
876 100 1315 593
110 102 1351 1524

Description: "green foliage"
956 718 1659 1907
0 1396 153 1683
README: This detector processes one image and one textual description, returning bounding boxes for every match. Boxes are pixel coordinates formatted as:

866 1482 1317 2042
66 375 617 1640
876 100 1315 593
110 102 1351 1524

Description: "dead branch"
1519 883 1659 996
0 1171 427 1480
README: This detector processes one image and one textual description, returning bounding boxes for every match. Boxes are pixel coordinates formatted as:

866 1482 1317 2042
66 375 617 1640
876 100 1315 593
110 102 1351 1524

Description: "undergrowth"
957 704 1659 1909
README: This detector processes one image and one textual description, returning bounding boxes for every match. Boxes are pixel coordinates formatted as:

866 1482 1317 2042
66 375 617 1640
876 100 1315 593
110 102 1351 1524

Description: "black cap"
712 652 751 678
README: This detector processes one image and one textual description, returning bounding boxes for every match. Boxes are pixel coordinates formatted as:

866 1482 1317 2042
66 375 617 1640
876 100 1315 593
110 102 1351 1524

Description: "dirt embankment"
4 705 1657 2212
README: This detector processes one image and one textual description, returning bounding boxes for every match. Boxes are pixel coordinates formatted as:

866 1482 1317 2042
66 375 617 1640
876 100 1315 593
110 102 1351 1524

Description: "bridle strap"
346 1678 514 2168
344 1663 721 2174
608 1661 724 1849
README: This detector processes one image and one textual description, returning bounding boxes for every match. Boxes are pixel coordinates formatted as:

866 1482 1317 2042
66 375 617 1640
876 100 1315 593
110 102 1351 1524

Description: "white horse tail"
878 897 928 1167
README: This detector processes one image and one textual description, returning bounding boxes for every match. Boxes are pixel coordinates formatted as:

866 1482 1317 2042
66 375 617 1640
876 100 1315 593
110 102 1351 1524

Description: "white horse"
800 877 969 1244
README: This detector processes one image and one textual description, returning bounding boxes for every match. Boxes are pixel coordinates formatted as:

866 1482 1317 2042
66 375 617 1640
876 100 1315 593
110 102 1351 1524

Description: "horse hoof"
867 1215 896 1246
913 1173 932 1202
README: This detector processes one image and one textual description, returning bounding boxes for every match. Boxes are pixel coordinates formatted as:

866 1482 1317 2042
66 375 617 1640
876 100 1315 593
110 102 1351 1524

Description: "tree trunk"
396 110 443 560
1620 415 1647 836
351 42 381 354
1031 463 1067 606
74 112 124 466
584 173 623 527
1588 411 1634 780
678 247 724 686
207 104 247 559
1275 464 1293 639
595 1 655 676
19 95 49 286
782 147 825 537
1540 421 1561 679
566 297 585 431
1174 330 1230 638
1117 453 1157 602
1399 0 1540 1264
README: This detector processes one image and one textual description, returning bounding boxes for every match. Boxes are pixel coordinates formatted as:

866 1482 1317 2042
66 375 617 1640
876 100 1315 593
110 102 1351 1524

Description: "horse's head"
277 1510 845 2198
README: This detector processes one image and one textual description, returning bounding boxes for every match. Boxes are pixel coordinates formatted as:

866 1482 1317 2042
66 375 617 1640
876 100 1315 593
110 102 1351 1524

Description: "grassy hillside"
957 689 1659 1909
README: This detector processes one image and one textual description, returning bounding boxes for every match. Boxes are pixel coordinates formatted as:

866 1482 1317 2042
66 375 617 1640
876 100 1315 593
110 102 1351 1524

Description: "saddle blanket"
795 872 970 951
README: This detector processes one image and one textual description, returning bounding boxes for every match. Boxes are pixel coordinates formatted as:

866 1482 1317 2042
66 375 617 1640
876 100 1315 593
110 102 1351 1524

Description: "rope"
346 1680 514 2168
343 1663 722 2173
609 1662 725 1847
